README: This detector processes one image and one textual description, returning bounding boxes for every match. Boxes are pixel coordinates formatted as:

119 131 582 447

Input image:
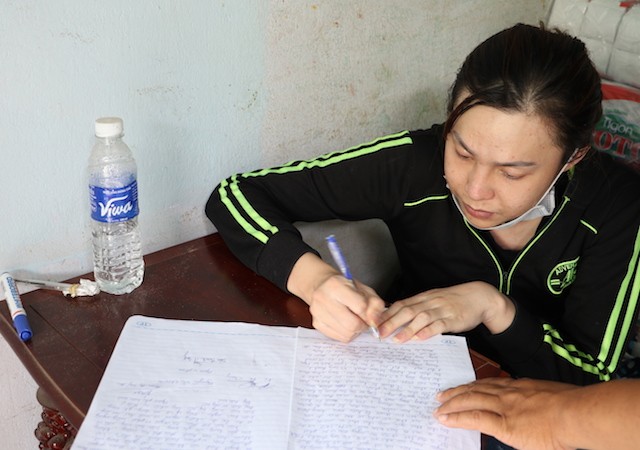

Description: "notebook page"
288 331 479 450
72 316 296 450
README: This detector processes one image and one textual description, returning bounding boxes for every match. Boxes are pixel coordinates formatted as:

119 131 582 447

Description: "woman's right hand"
287 252 386 342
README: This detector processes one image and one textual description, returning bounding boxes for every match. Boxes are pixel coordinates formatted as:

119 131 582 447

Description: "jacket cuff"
484 300 544 365
257 230 320 292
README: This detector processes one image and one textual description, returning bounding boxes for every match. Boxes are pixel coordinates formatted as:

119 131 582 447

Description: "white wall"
0 1 547 448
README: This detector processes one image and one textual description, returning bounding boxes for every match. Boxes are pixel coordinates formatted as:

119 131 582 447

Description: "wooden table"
0 233 506 449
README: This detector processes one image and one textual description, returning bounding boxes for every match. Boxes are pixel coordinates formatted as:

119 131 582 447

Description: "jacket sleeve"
484 168 640 385
205 131 415 291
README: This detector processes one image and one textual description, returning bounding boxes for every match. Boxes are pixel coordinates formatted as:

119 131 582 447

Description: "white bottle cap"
95 117 124 138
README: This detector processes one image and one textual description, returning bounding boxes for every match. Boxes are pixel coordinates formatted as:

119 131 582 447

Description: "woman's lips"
463 203 494 220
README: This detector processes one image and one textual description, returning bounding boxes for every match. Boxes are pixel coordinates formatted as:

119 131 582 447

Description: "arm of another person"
435 377 640 450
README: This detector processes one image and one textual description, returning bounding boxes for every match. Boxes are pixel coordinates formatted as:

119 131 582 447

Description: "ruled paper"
71 316 479 450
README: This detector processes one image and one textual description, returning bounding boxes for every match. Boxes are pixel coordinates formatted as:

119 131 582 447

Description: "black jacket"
206 125 640 385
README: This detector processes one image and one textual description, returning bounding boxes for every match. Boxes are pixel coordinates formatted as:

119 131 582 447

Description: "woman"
206 23 640 385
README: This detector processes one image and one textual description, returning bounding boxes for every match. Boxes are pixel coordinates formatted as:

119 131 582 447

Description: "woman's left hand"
377 281 515 342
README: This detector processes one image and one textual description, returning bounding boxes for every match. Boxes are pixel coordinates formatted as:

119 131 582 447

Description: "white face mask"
447 152 575 231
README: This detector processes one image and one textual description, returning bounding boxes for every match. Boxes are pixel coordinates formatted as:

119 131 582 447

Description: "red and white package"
593 80 640 172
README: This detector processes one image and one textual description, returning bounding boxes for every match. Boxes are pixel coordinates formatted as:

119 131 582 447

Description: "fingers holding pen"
287 252 385 342
351 280 386 331
324 234 385 335
309 274 384 342
311 317 363 343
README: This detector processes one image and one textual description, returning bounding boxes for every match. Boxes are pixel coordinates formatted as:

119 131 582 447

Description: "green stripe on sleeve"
541 226 640 380
243 132 413 179
218 178 270 244
600 225 640 372
221 131 413 244
543 324 610 381
227 175 279 236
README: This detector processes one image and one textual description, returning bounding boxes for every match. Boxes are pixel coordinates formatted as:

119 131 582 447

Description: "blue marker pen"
1 272 33 342
325 235 381 340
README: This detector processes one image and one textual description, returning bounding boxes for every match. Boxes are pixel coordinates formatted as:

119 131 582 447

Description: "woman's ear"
563 146 590 171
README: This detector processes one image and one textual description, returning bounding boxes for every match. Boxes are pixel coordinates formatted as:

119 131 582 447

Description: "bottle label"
90 180 139 223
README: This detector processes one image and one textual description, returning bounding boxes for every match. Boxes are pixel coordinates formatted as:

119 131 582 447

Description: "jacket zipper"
464 196 571 295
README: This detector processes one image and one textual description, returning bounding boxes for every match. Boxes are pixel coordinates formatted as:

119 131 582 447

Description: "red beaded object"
34 389 77 450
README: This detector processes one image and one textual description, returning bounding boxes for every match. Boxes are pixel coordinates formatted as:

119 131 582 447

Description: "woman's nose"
465 166 494 201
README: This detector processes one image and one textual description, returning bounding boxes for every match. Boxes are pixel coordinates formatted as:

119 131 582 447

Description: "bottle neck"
95 134 123 144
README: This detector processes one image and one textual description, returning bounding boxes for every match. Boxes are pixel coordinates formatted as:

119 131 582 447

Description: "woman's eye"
456 151 471 160
502 171 523 180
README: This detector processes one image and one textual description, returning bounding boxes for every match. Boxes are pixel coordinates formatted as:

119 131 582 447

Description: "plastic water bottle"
88 117 144 294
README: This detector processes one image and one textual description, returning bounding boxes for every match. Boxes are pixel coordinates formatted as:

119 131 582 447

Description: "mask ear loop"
565 144 591 166
565 148 579 165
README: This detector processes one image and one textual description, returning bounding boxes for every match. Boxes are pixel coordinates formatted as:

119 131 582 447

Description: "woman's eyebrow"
451 131 537 167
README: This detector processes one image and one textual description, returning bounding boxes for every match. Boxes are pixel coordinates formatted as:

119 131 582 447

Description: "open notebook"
72 315 479 449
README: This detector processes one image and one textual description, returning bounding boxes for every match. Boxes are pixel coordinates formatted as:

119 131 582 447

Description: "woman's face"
444 105 566 229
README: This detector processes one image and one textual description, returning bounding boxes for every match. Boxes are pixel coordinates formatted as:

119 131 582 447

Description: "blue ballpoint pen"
325 235 381 340
1 272 33 342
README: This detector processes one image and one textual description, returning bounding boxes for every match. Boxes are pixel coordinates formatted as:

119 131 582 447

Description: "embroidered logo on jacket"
547 257 579 295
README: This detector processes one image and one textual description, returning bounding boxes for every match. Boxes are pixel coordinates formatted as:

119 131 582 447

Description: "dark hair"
444 23 602 161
